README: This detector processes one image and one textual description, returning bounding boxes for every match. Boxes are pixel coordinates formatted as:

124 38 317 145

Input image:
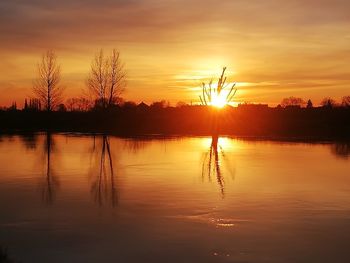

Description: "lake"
0 133 350 263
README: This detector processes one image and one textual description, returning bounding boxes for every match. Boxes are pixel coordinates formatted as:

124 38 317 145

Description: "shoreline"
1 106 350 140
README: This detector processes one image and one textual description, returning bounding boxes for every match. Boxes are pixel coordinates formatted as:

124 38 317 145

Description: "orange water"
0 133 349 262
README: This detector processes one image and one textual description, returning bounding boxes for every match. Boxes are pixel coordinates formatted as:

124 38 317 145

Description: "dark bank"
1 105 350 139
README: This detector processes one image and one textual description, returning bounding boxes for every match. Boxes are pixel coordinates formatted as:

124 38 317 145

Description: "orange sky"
0 0 350 107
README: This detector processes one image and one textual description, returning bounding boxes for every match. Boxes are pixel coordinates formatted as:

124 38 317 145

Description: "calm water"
0 133 350 263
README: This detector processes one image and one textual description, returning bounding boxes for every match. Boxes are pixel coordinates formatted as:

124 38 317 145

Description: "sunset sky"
0 0 349 107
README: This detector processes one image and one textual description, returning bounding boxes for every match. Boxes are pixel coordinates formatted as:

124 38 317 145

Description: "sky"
0 0 349 107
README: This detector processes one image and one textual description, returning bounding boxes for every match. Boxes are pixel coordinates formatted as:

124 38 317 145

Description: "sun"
198 67 237 109
211 93 227 108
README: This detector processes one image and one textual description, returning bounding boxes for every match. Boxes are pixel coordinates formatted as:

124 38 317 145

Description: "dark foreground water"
0 133 350 263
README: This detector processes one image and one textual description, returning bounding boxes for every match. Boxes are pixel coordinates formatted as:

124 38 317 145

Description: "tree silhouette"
306 99 313 108
320 97 337 108
24 99 28 110
66 97 92 111
199 67 236 106
281 97 305 108
108 49 126 106
33 50 63 111
341 96 350 108
87 49 125 109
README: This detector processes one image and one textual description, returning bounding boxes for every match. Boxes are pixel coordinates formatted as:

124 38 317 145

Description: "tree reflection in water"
90 135 118 207
39 132 59 205
201 135 235 198
19 133 38 150
331 142 350 159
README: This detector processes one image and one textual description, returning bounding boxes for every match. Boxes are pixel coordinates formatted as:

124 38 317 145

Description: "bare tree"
150 100 169 109
33 50 63 111
66 97 92 111
341 96 350 108
320 97 337 108
199 67 237 106
176 101 188 108
87 49 109 108
87 49 126 108
281 97 305 108
108 49 126 106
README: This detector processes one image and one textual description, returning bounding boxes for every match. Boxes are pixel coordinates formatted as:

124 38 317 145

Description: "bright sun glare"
198 67 237 109
210 92 228 108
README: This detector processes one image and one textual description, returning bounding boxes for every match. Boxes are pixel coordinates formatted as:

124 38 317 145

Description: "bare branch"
33 50 63 111
199 67 237 106
87 49 126 109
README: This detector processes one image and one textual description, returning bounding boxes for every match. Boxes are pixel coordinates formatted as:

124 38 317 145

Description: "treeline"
2 96 350 112
1 105 350 139
278 96 350 109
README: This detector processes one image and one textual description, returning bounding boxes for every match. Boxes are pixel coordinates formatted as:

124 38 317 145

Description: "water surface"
0 133 350 262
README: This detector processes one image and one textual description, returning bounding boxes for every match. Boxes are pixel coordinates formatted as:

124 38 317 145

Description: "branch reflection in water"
39 132 60 205
89 135 118 207
19 132 39 150
331 142 350 159
201 135 235 197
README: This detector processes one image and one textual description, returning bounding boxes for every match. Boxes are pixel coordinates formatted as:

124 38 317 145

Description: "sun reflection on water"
201 136 236 197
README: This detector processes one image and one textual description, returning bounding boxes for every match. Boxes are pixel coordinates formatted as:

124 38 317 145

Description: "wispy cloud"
0 0 349 105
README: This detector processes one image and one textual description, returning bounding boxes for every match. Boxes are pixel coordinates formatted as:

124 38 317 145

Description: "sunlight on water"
0 133 350 262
